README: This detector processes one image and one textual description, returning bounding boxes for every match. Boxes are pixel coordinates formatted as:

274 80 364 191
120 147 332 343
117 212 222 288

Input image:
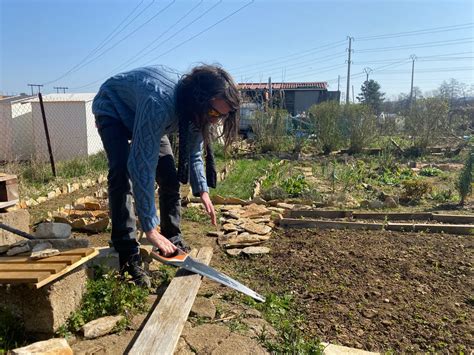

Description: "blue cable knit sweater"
92 66 208 232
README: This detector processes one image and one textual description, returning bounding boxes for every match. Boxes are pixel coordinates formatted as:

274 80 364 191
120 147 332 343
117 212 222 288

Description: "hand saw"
151 248 265 302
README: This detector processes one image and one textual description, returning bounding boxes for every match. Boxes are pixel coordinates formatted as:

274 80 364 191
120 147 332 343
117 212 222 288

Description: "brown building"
238 82 340 115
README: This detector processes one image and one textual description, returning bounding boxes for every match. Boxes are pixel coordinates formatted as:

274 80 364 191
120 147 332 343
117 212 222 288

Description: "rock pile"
51 194 110 233
207 203 282 256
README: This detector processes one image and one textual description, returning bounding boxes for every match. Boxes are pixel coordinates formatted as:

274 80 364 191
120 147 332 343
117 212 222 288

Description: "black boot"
119 253 151 288
168 236 191 253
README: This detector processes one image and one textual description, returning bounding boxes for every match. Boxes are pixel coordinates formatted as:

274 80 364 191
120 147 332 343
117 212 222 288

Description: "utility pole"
409 54 417 108
352 85 355 103
27 84 43 95
345 36 354 104
337 75 340 91
53 86 68 93
363 67 373 83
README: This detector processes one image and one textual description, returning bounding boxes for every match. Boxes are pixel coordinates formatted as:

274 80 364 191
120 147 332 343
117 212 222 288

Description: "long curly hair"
175 64 240 148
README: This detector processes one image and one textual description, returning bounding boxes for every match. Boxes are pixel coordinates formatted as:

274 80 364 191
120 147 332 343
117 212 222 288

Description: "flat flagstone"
12 338 72 355
241 220 272 235
82 315 124 339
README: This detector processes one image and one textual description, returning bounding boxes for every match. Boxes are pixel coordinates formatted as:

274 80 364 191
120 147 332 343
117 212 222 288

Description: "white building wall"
32 102 88 161
85 100 103 155
0 97 34 161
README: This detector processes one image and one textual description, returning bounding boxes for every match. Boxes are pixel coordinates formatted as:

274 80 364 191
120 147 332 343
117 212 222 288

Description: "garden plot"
224 228 473 353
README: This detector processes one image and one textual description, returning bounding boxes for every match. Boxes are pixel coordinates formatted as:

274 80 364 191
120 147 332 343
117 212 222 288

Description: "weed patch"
0 306 28 353
58 266 148 335
245 294 323 354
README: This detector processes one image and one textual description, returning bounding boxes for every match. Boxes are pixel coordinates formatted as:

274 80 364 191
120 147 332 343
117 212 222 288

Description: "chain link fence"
0 93 109 200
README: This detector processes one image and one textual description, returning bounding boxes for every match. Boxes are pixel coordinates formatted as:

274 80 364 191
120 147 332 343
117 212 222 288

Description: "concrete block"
0 209 30 246
35 223 71 239
87 247 119 271
0 266 89 336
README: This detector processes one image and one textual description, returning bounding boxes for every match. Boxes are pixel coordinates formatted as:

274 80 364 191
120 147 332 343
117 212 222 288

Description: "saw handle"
152 247 188 263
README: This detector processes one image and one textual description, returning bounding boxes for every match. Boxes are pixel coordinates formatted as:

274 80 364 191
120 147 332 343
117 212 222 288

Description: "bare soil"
225 228 473 353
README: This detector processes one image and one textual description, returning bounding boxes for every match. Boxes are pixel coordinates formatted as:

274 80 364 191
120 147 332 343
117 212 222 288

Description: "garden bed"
225 228 473 353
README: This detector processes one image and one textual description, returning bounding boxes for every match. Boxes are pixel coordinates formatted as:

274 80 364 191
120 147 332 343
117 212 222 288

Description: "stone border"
18 174 107 208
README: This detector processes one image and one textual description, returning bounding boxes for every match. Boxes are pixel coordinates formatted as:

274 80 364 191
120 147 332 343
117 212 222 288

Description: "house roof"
0 95 36 104
238 82 327 90
26 93 96 103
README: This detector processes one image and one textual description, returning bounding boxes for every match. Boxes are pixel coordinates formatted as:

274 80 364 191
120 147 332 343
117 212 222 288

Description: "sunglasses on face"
207 107 229 120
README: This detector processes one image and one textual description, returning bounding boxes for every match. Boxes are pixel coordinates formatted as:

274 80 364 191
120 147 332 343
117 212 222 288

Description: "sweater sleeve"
128 98 164 232
188 123 209 197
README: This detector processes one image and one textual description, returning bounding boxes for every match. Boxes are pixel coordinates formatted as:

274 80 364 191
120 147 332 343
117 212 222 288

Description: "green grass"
3 151 108 199
57 266 149 336
211 158 273 200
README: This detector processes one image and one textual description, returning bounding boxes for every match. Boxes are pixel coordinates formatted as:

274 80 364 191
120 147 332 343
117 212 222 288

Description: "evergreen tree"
357 80 385 114
457 149 473 205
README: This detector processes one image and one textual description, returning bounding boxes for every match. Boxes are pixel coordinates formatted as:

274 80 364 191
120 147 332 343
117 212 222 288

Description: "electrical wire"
356 22 473 41
49 0 177 84
357 37 473 53
140 0 255 66
42 0 152 85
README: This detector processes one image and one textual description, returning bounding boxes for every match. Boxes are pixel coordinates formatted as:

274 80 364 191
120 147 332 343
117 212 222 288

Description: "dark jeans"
96 116 182 258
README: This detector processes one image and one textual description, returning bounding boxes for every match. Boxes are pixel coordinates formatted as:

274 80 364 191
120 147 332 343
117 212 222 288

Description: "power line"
42 0 151 85
232 52 347 78
43 0 176 85
357 37 473 53
71 1 216 91
111 0 207 72
140 1 255 66
356 22 473 41
228 40 346 72
72 1 254 90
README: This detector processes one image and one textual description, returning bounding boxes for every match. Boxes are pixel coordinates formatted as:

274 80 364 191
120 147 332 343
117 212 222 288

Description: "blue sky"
1 0 473 99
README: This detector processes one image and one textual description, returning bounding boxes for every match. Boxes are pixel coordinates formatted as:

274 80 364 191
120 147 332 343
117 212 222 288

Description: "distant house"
0 93 102 162
238 82 340 115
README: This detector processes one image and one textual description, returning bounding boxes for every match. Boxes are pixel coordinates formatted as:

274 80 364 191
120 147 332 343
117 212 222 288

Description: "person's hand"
200 191 217 226
145 229 177 256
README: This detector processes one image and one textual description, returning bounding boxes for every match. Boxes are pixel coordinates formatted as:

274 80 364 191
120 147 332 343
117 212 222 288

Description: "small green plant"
281 175 309 197
457 150 473 205
420 166 443 177
0 307 28 353
401 179 432 203
245 294 323 354
60 267 149 334
182 206 208 223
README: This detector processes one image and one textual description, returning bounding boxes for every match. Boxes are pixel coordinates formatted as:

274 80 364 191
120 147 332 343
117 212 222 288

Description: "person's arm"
128 98 176 255
188 124 217 225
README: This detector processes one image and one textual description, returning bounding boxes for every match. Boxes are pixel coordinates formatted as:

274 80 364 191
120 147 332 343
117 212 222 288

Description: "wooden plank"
432 214 474 224
280 218 385 230
34 248 99 288
60 248 96 257
130 247 213 355
0 271 51 283
0 199 18 209
0 263 67 273
387 223 474 235
0 255 81 265
286 210 353 219
353 212 433 221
